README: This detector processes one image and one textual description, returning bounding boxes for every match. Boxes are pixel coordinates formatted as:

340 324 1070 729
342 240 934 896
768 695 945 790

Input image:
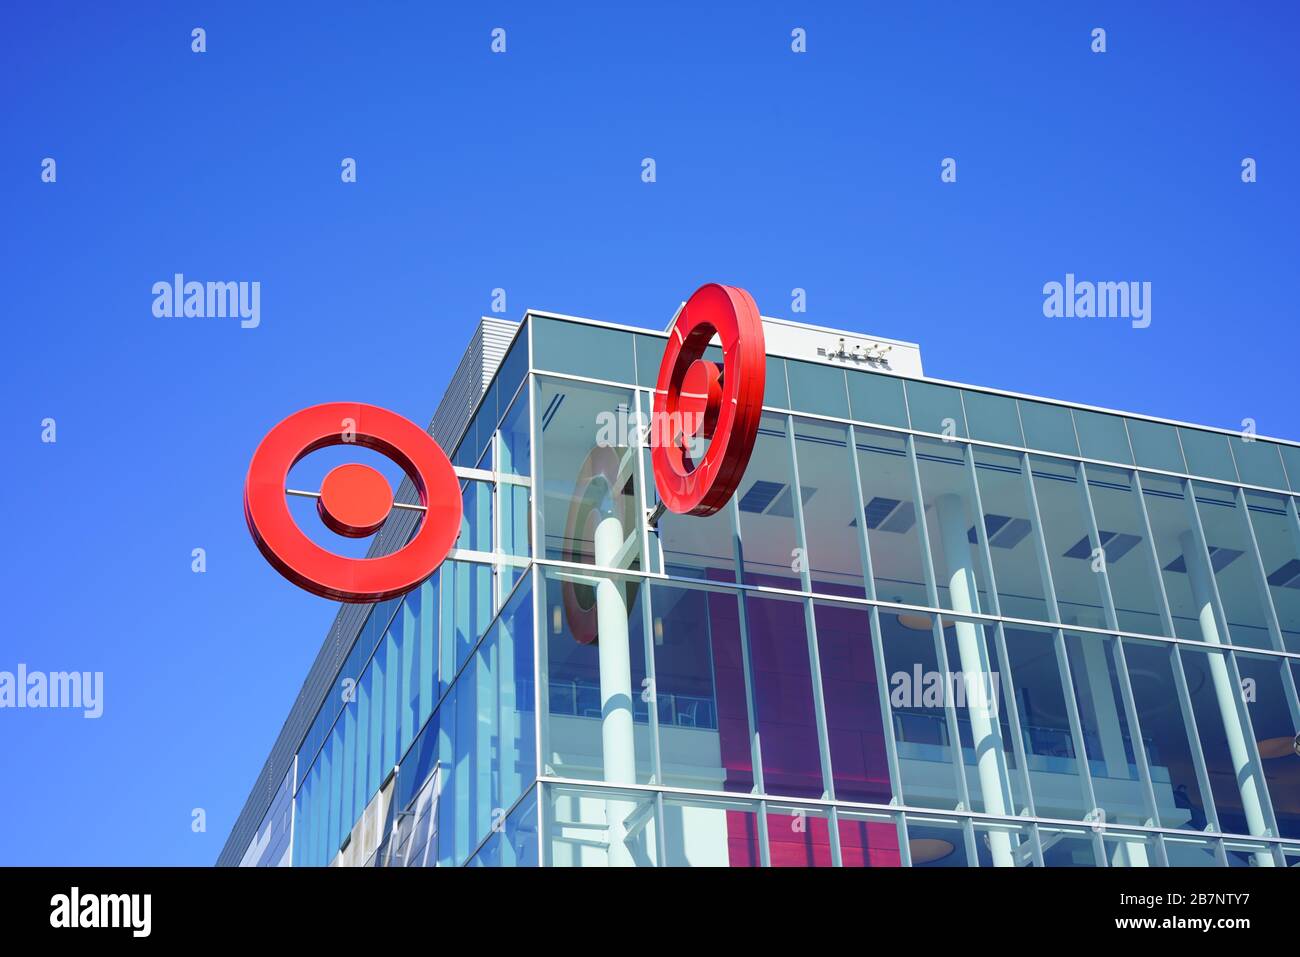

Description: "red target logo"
244 403 461 603
651 283 766 516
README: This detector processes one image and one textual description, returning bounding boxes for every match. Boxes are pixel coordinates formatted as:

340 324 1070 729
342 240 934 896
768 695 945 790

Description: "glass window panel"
1100 829 1159 867
1233 653 1300 840
458 480 492 552
1190 481 1272 650
973 820 1037 867
419 574 438 716
1245 491 1300 653
400 594 419 756
736 414 803 588
1062 633 1146 827
961 390 1023 447
1127 418 1186 473
880 611 963 810
786 359 849 418
856 428 928 608
340 697 357 857
650 583 753 793
1083 464 1168 637
354 665 372 826
1119 638 1211 831
648 583 726 788
835 808 904 867
542 567 653 785
1140 474 1207 642
972 447 1049 623
531 317 635 383
535 377 642 572
498 389 531 477
546 784 659 867
1180 428 1238 482
764 802 836 867
453 655 476 863
813 602 891 804
906 381 966 438
497 581 536 811
1233 439 1287 489
659 794 762 867
846 370 909 429
496 329 527 409
435 686 458 866
1281 445 1300 492
904 816 971 867
1019 401 1078 457
1029 455 1107 630
793 419 866 597
642 389 737 582
475 633 498 846
384 626 401 774
633 333 666 388
503 786 539 867
1037 825 1101 866
1073 409 1133 465
916 436 993 615
1224 838 1276 867
1161 835 1220 865
369 641 385 797
1001 625 1094 821
744 594 825 799
765 356 790 408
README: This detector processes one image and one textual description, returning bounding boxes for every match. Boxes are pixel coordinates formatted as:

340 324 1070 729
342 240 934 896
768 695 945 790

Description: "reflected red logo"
244 403 462 603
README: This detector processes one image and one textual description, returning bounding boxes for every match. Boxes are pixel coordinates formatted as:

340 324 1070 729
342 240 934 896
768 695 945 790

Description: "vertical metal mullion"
1020 453 1100 820
906 434 973 813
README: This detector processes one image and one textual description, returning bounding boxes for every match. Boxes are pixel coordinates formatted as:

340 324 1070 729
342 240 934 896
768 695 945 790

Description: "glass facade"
278 313 1300 867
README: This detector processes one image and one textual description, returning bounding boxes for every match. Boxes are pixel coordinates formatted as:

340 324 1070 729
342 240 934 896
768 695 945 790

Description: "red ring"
651 284 766 516
561 446 639 644
244 403 462 603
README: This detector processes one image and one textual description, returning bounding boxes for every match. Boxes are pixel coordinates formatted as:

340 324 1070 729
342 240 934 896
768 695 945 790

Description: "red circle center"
678 358 722 440
317 463 394 538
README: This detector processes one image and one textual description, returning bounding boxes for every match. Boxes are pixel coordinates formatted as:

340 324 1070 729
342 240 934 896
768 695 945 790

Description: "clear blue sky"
2 2 1296 864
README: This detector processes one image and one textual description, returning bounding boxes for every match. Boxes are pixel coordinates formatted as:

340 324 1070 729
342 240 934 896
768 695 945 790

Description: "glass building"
221 308 1300 868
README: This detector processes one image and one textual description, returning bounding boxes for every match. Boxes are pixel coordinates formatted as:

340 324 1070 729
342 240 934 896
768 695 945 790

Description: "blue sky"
1 2 1297 864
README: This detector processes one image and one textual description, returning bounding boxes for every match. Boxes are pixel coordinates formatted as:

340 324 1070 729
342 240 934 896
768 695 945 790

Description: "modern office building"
221 303 1300 868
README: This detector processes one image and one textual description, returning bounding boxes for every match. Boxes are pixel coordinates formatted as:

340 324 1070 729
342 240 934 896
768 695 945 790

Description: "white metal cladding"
217 316 520 866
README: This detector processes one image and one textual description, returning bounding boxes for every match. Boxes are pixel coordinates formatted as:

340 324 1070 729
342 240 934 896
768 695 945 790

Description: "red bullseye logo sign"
244 402 462 603
651 283 765 516
245 284 765 605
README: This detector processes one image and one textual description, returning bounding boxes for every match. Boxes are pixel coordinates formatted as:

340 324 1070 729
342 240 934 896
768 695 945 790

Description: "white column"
594 513 637 866
1180 531 1272 865
936 494 1014 866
